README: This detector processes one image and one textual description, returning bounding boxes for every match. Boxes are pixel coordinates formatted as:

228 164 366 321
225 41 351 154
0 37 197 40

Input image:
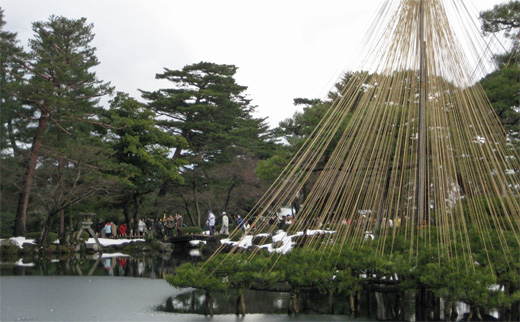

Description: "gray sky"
1 0 504 127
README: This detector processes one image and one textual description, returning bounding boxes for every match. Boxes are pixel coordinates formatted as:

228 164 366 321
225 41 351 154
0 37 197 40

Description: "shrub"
79 231 90 242
230 230 244 241
25 231 58 244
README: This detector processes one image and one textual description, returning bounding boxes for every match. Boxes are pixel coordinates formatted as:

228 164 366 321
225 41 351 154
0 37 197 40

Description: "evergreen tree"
141 62 275 223
6 15 112 236
0 10 31 236
479 2 520 147
104 92 187 232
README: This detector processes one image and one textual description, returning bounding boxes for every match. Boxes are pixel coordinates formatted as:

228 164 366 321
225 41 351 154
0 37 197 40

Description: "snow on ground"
0 236 36 248
15 259 35 267
188 240 206 247
85 237 145 246
1 236 145 249
220 229 336 254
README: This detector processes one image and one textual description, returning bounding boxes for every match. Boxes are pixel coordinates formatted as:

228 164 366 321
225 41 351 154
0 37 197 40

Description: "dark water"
0 251 200 278
0 252 502 321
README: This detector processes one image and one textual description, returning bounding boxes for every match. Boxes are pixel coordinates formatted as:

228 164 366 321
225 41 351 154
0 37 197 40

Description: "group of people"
205 210 250 236
96 214 184 239
99 222 128 238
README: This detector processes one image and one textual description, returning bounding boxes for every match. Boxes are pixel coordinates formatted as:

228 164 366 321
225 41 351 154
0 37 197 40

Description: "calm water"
0 252 502 321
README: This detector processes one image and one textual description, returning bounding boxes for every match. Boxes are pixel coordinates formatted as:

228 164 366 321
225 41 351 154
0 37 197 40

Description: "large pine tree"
141 62 275 223
8 15 112 236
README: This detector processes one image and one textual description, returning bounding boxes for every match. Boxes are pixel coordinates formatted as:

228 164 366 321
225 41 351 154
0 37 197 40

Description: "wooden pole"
416 0 428 227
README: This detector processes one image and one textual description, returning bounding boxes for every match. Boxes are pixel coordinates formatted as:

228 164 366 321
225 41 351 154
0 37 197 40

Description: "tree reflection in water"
1 252 204 278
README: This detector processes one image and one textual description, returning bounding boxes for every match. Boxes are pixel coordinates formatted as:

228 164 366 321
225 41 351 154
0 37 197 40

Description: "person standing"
104 222 112 238
166 215 175 237
119 223 127 237
235 215 245 232
175 214 183 236
206 210 216 236
111 222 118 238
219 212 229 235
138 219 146 237
155 219 164 239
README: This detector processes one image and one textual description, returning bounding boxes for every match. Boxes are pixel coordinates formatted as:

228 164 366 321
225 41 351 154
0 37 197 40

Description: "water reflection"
0 254 508 321
158 288 505 321
159 289 291 315
0 252 203 278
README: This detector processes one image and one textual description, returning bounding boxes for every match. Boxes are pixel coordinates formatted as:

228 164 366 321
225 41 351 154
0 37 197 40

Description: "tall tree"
0 10 31 236
6 15 112 236
0 10 30 159
104 93 187 233
479 1 520 146
141 62 275 224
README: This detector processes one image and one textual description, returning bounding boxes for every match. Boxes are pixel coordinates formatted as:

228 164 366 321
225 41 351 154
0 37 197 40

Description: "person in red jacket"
119 223 127 237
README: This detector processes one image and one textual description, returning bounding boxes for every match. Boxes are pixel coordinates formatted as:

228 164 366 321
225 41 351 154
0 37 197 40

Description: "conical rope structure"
205 0 520 277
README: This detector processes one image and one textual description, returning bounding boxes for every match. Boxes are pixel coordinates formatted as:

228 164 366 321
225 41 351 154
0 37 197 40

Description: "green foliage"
25 231 58 244
480 1 520 36
0 211 15 238
79 231 90 242
229 230 244 241
141 61 277 218
166 225 520 315
480 64 520 135
256 154 290 183
105 92 187 192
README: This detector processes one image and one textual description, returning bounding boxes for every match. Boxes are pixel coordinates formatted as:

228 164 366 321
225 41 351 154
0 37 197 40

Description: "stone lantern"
76 212 103 252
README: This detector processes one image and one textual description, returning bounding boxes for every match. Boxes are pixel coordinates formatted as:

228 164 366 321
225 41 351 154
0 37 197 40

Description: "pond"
0 252 502 321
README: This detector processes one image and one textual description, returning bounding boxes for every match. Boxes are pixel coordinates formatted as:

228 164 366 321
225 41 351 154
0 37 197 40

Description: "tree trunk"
204 290 213 316
123 202 131 233
192 177 201 227
133 193 141 234
14 111 49 236
327 290 334 314
415 285 428 322
224 180 236 211
179 193 196 226
235 292 246 316
40 209 58 246
350 294 356 316
288 290 299 315
59 210 65 236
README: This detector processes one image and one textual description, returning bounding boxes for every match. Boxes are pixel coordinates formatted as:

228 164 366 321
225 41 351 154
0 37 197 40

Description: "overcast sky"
1 0 504 127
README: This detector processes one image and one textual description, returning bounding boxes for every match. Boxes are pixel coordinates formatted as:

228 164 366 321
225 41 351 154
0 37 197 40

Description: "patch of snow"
221 229 338 255
188 240 206 247
85 238 144 246
472 136 486 144
189 249 201 257
15 259 35 267
1 237 35 249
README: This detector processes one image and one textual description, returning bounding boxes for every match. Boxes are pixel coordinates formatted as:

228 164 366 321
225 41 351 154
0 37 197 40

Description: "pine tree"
7 15 112 236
